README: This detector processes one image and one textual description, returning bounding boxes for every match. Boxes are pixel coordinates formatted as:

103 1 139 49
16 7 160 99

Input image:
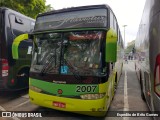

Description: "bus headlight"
29 85 42 93
80 93 105 100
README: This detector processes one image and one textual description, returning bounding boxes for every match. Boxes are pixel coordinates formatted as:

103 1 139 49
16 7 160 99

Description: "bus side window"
110 10 117 32
110 11 114 29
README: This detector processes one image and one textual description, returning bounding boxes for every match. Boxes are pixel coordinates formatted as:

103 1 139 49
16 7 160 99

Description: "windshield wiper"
40 55 56 76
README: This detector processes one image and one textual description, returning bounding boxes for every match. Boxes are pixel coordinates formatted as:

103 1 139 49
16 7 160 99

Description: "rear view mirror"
105 29 117 62
12 34 29 59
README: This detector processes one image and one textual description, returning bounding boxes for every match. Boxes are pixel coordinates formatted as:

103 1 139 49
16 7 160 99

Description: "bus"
0 7 35 90
13 5 124 116
135 0 160 116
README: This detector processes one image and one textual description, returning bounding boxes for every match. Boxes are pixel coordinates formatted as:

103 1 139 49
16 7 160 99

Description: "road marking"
11 100 30 110
124 70 129 120
125 63 134 71
0 105 20 120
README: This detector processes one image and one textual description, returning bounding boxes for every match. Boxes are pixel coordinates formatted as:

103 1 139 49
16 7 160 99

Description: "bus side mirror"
12 34 29 59
105 29 117 62
29 34 39 53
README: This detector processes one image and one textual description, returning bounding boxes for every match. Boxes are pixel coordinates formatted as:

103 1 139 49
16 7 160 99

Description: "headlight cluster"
29 85 42 93
80 93 105 100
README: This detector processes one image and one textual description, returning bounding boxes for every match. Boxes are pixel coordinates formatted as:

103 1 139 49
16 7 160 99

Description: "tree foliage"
125 40 135 54
45 4 53 12
0 0 52 18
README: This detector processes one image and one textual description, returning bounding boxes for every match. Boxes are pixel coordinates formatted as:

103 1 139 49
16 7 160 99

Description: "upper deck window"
35 8 107 31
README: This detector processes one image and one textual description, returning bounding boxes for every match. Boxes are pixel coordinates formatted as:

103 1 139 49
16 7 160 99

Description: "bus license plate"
53 101 66 108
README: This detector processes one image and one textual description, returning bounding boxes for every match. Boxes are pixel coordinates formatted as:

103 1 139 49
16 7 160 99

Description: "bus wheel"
17 67 30 89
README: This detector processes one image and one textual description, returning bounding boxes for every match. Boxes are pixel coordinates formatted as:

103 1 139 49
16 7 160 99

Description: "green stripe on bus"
12 34 29 59
30 78 99 96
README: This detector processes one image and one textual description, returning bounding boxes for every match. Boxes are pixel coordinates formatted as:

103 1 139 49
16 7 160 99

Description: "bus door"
154 54 160 111
0 9 2 87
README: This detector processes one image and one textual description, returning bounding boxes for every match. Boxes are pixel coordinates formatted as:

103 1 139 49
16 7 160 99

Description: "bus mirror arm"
29 34 39 53
34 47 38 53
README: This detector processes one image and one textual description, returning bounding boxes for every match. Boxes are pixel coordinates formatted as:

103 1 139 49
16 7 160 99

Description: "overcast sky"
46 0 146 47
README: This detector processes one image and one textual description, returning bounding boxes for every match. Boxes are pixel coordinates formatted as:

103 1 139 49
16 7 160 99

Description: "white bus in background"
135 0 160 118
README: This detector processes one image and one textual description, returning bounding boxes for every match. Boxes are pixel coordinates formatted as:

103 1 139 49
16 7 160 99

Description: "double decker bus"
135 0 160 116
0 7 35 90
13 5 124 116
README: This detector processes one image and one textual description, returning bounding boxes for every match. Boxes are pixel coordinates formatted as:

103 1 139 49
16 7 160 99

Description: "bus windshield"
31 30 104 76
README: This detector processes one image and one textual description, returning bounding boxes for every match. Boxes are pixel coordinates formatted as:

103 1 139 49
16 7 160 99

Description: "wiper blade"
40 55 55 76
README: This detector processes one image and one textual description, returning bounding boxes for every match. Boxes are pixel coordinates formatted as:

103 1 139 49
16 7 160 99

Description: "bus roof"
0 7 35 22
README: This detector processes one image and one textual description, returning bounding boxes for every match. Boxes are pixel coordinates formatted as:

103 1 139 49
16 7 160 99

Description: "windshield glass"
30 31 104 76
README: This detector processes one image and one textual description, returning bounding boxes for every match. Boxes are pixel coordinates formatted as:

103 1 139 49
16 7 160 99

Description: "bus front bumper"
29 89 109 117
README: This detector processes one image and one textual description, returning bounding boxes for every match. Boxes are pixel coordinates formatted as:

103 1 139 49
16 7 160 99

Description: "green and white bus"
13 5 124 116
135 0 160 118
0 7 35 90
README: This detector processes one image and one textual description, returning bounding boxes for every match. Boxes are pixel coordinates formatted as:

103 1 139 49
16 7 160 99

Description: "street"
0 61 153 120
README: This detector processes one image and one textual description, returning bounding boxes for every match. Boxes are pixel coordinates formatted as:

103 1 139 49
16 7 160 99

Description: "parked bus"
13 5 124 116
135 0 160 116
0 7 35 90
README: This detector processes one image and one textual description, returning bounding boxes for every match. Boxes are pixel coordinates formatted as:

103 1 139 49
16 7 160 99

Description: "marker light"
2 59 9 77
29 85 42 93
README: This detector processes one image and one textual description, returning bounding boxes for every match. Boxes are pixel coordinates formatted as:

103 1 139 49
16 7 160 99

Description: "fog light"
80 93 105 100
11 79 15 84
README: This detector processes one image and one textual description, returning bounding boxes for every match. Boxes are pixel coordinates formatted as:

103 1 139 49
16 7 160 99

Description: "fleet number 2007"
76 86 97 92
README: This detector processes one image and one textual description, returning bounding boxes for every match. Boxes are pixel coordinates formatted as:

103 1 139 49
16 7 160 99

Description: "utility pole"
123 25 127 48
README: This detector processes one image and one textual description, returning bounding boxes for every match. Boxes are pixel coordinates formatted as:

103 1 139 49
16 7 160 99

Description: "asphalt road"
0 61 153 120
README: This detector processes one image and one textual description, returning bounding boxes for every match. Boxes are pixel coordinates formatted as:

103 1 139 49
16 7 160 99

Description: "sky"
46 0 146 47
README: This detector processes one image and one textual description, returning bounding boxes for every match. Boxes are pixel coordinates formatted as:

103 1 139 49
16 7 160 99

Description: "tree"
125 40 135 54
0 0 52 18
45 4 53 12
